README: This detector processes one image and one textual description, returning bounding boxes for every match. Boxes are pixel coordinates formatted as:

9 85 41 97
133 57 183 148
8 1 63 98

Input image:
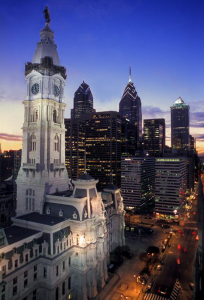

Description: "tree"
147 246 160 254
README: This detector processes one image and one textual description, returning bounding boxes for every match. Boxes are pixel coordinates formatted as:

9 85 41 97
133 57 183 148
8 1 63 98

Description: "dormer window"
46 207 50 215
59 209 63 217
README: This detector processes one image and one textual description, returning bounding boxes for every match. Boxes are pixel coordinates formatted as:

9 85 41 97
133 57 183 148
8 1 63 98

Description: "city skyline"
0 0 204 155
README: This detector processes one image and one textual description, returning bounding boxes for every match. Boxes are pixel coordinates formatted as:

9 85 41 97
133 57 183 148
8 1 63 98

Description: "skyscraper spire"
129 66 131 82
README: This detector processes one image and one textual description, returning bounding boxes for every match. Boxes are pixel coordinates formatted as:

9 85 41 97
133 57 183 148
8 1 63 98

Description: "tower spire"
129 66 131 82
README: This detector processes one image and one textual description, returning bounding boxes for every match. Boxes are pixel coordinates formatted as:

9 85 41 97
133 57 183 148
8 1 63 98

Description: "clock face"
53 85 60 97
31 83 39 95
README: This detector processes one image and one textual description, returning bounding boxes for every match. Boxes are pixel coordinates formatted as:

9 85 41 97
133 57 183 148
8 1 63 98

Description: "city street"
97 188 198 300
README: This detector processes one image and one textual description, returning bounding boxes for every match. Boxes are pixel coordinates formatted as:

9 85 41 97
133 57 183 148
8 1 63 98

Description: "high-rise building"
65 118 86 179
0 9 125 300
65 111 121 188
119 68 142 155
171 97 190 151
0 150 15 185
121 156 155 208
83 111 121 189
155 158 187 217
71 81 95 119
143 119 165 157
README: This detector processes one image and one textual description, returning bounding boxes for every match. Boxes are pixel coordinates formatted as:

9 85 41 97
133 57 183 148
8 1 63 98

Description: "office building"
83 111 121 189
65 118 86 180
171 97 190 151
143 119 165 157
119 68 142 155
71 81 95 119
0 9 125 300
121 156 155 208
155 158 187 217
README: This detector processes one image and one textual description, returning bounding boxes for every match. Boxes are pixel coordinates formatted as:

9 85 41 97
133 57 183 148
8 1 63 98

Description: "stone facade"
0 11 125 300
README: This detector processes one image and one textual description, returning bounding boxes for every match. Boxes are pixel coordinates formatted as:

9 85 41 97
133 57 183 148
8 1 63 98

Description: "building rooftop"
78 173 94 181
16 212 66 226
4 226 41 245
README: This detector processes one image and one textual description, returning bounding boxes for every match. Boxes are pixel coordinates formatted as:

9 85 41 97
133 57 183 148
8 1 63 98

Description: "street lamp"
133 274 137 292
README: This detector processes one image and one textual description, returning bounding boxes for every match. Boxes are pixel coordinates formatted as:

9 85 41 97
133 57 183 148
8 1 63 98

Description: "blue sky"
0 0 204 154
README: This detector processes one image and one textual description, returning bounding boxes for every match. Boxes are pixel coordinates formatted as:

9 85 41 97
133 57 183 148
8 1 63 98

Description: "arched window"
35 110 38 121
54 134 59 152
31 134 36 152
53 110 57 123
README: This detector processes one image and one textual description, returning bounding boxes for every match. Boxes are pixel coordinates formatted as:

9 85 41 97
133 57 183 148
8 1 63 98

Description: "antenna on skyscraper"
84 149 87 174
129 66 131 82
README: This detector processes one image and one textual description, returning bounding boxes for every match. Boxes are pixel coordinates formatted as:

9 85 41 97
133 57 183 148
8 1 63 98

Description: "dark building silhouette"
65 111 121 189
171 97 190 151
119 68 142 156
143 119 165 157
71 81 95 119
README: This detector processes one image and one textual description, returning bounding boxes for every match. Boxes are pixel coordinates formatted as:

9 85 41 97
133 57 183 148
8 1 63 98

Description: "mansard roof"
4 226 40 245
17 212 66 226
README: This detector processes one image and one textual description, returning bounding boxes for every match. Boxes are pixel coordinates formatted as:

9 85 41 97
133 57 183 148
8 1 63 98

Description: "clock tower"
16 8 70 216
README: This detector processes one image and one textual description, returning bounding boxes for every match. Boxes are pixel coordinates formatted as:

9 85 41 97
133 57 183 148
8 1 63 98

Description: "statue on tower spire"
43 6 51 23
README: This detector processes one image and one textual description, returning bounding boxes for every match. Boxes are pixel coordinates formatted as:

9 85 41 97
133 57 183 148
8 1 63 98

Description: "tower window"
53 110 57 123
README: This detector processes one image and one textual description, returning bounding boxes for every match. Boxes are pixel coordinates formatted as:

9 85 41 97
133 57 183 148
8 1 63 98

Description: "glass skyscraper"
71 81 95 119
119 69 142 156
171 97 190 151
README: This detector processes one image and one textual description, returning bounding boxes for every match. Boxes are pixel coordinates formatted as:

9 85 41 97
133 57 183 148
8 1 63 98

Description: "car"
178 230 182 234
137 276 146 285
168 243 171 247
192 231 196 235
177 258 180 264
160 260 164 265
193 212 196 215
157 264 162 271
162 245 166 252
196 235 199 241
177 244 181 250
145 282 153 292
158 286 168 295
183 248 187 253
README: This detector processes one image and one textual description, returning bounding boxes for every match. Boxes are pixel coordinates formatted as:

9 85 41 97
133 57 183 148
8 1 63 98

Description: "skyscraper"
65 118 86 179
143 118 165 157
171 97 190 151
83 111 121 189
119 68 142 155
71 81 95 119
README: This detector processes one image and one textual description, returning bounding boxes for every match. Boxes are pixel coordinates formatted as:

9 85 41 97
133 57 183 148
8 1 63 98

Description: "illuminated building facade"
171 97 190 151
143 119 165 157
121 156 155 208
155 158 187 217
65 118 86 180
71 81 95 119
119 68 142 155
0 10 125 300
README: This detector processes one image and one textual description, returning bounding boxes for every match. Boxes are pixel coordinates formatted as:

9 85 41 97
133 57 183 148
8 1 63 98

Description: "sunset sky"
0 0 204 155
